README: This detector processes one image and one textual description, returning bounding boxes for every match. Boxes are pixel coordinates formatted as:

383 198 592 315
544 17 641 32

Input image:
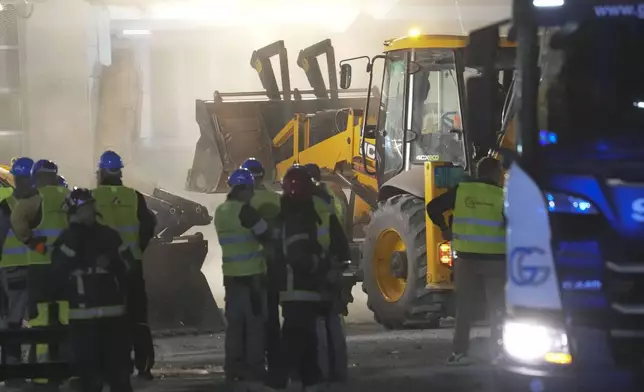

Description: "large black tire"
361 194 450 329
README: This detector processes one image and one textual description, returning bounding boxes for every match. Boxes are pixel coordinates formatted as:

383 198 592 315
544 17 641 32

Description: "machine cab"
341 32 515 189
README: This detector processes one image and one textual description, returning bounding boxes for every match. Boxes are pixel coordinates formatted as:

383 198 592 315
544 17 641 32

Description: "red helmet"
282 165 313 200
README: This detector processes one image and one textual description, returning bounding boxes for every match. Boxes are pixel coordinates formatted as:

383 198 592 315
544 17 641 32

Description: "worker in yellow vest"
303 163 350 382
10 159 70 390
240 157 282 381
426 157 506 366
93 150 156 380
214 168 271 391
304 163 346 227
0 157 36 368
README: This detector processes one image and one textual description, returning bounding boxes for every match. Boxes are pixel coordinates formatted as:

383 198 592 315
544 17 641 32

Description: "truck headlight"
544 192 598 215
503 319 572 365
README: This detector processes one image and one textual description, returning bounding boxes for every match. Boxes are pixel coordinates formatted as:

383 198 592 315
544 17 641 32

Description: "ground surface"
133 324 497 392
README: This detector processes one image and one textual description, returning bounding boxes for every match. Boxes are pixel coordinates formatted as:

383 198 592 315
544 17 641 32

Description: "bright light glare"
502 320 572 364
504 321 552 361
635 101 644 109
122 30 151 35
533 0 564 7
408 28 421 38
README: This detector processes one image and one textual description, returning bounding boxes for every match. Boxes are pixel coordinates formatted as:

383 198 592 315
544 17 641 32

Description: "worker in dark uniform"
266 165 349 392
49 188 133 392
92 150 156 380
0 157 36 368
240 157 282 381
10 159 70 390
426 157 506 366
214 168 271 391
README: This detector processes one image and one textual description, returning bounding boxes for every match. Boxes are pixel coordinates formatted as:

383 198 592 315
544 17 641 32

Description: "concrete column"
94 42 141 168
23 0 107 188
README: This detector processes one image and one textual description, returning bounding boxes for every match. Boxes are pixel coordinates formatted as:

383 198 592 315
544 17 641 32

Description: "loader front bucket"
143 233 225 335
186 99 283 193
187 95 375 194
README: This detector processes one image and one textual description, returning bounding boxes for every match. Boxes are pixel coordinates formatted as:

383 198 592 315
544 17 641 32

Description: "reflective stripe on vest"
251 188 281 224
92 186 142 259
279 264 323 302
69 305 126 320
1 197 30 267
313 197 332 250
214 199 265 277
452 182 506 254
29 186 70 266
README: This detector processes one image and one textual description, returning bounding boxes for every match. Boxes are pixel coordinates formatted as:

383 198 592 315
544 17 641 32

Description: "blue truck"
467 0 644 390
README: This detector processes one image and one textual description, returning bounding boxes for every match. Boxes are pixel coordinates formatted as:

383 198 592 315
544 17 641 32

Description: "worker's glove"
27 236 48 254
441 228 452 242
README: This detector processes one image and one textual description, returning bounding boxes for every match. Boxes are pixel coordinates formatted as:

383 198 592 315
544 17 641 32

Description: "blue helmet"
227 168 255 188
240 158 265 177
98 150 124 171
31 159 58 177
10 157 34 177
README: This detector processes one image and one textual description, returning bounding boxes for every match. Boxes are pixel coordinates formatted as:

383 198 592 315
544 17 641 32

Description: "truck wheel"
361 194 446 329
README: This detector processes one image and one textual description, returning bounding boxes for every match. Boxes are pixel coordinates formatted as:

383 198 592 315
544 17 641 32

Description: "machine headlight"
544 192 598 215
503 319 572 365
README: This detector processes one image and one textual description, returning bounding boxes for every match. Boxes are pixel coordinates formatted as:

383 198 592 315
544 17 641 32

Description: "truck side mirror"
363 124 376 138
340 64 352 89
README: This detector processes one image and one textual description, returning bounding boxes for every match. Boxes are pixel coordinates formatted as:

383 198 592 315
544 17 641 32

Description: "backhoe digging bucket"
142 189 225 335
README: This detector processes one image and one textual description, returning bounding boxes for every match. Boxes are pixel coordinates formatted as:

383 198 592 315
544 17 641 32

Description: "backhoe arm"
250 40 292 101
296 39 339 100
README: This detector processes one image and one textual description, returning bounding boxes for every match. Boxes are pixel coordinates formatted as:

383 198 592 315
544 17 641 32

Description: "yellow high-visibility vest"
452 182 505 254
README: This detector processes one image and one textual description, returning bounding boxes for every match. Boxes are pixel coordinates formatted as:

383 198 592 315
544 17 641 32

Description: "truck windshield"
409 49 467 167
537 20 644 161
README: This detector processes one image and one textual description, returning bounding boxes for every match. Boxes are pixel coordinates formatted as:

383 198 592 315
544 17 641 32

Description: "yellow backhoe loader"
188 34 516 329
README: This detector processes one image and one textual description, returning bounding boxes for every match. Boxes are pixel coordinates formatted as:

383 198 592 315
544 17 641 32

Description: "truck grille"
552 214 644 364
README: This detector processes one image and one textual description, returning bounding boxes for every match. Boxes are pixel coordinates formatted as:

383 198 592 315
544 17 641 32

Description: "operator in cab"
92 150 156 380
214 168 271 391
10 159 70 389
426 157 506 366
266 165 350 392
49 188 134 392
0 157 36 367
240 157 282 380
